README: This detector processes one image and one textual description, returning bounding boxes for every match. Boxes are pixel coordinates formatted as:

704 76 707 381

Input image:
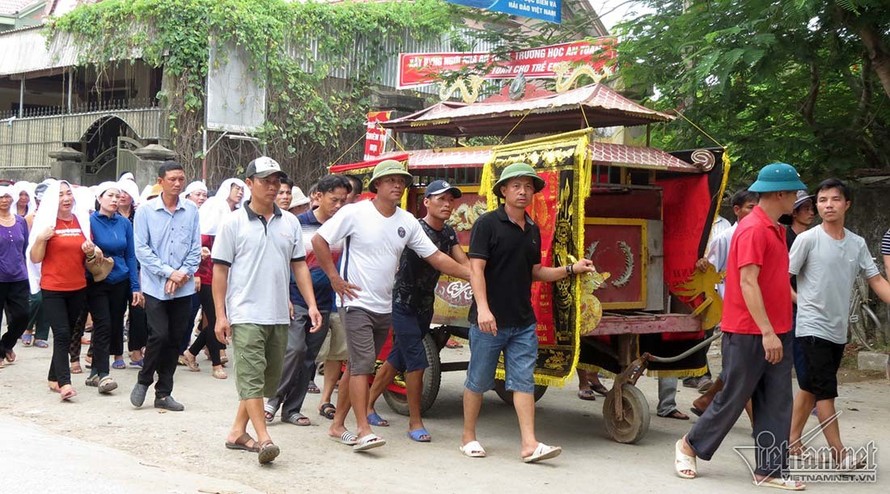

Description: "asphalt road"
1 341 887 493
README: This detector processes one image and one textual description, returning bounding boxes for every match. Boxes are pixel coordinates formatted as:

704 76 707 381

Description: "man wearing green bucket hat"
675 163 806 490
312 159 469 452
461 162 597 463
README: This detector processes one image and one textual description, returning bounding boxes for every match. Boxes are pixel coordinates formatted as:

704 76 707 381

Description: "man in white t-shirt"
312 160 470 452
788 178 890 470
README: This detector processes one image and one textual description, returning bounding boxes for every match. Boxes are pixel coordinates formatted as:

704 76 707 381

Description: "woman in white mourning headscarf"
27 180 95 401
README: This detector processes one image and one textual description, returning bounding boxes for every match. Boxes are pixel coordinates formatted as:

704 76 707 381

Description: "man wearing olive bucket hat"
460 162 596 463
674 163 807 490
312 159 469 452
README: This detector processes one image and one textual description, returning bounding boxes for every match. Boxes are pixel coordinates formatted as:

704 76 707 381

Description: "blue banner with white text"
447 0 561 24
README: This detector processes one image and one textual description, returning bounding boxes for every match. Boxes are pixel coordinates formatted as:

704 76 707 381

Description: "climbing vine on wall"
48 0 455 185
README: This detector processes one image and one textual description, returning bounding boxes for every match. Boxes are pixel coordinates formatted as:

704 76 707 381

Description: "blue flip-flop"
367 411 389 427
407 428 431 442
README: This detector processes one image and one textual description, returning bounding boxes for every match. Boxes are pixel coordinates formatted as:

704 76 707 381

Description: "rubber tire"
383 333 441 416
603 383 650 444
493 379 548 405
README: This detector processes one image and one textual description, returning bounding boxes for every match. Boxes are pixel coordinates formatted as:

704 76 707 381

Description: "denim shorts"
464 323 537 394
387 302 433 373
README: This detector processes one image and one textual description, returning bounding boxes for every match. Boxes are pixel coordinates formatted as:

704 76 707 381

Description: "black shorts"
796 336 845 401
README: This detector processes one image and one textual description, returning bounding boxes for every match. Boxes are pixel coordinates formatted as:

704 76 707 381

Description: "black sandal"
319 402 336 420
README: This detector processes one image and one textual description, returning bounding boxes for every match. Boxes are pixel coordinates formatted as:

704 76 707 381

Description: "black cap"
424 179 462 198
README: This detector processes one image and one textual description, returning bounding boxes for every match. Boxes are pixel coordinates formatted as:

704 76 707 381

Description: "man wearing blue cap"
365 179 470 443
674 163 807 490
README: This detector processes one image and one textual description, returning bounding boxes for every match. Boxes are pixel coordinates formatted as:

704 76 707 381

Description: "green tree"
616 0 890 184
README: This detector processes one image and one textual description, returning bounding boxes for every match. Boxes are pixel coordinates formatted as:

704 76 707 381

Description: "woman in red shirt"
28 181 94 401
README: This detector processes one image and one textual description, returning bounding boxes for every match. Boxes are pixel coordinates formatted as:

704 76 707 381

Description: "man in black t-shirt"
460 163 595 463
366 180 470 442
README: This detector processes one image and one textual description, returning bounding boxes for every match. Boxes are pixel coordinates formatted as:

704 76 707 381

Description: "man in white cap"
312 159 468 452
213 156 321 464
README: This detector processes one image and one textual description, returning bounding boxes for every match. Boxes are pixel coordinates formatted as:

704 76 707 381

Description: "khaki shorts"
340 306 391 376
231 323 288 400
316 311 349 362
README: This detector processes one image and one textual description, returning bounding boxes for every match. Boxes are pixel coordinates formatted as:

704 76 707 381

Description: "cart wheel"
603 383 650 444
493 380 548 405
383 333 441 416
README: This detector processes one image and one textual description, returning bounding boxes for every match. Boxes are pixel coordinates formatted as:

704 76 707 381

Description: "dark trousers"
69 302 89 362
0 280 29 355
179 291 201 353
188 285 222 365
267 307 330 418
27 291 50 340
128 298 149 352
87 279 130 375
687 331 793 478
43 289 87 387
138 294 191 397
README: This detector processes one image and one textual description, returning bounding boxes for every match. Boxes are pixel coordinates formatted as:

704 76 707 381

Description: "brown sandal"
225 433 260 452
257 440 280 464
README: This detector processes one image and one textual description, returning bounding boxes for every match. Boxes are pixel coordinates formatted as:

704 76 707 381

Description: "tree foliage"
48 0 456 185
616 0 890 185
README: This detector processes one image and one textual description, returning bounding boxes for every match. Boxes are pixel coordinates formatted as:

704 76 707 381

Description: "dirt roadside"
1 343 887 493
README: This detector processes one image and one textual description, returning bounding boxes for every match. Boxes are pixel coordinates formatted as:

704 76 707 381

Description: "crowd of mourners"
0 158 882 484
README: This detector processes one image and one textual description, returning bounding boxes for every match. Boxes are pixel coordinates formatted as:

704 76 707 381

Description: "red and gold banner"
397 39 617 89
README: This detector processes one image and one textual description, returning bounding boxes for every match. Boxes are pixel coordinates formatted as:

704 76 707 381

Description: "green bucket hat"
493 162 545 198
369 159 413 193
748 163 807 193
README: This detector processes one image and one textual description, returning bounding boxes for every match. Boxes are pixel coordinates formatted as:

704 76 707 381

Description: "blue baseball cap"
748 163 807 193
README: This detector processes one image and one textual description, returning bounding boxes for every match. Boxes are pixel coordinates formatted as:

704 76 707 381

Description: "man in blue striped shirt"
130 162 201 412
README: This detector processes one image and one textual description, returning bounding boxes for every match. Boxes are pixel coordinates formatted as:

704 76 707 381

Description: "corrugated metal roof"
589 142 700 173
388 84 673 124
0 26 78 75
334 142 702 174
0 24 142 76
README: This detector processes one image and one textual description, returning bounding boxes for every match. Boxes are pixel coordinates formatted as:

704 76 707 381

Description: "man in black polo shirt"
460 162 595 463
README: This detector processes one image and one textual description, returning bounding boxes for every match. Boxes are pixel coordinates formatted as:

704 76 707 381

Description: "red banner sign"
363 111 391 161
397 38 617 89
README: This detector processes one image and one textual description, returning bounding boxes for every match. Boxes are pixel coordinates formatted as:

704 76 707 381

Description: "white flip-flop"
675 439 697 479
353 433 386 452
329 431 358 446
459 440 486 458
752 477 806 490
522 442 562 463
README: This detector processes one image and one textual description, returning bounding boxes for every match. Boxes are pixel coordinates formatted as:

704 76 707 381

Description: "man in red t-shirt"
674 163 807 491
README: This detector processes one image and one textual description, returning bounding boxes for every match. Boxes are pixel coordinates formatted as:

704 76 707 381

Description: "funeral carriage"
332 80 727 444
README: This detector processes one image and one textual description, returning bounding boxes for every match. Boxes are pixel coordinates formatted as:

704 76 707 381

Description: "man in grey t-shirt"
788 178 890 470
